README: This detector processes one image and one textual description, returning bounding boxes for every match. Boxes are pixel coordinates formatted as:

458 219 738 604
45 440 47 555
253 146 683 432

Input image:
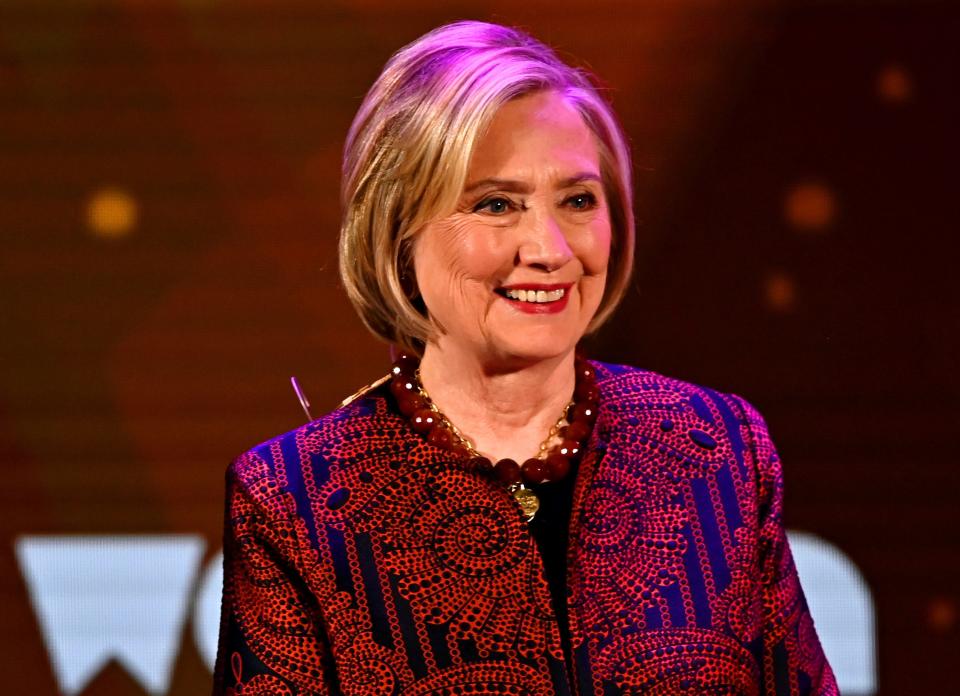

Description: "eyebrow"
463 171 602 195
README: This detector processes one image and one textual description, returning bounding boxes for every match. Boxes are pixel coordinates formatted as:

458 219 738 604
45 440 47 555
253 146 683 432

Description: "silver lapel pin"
290 376 313 422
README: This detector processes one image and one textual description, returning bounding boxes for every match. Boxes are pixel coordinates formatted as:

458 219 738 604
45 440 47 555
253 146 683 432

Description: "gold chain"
415 369 572 460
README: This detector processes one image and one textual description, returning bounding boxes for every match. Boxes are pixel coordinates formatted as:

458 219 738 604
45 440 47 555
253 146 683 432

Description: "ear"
398 237 422 301
399 265 421 301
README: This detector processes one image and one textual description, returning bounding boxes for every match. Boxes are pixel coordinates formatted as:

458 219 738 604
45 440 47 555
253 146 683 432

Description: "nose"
517 210 573 272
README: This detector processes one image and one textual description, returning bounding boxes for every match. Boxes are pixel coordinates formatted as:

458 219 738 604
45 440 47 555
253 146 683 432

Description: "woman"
214 21 837 695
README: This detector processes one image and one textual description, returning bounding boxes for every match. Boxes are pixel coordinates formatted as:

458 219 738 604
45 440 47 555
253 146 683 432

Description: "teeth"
503 288 566 303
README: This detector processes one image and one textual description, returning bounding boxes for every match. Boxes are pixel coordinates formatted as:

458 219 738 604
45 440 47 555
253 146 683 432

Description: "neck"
418 340 577 462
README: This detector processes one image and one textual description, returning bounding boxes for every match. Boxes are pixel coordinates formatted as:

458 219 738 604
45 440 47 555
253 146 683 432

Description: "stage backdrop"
1 1 957 694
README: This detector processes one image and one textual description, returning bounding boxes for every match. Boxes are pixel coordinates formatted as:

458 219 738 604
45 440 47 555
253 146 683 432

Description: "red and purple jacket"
214 362 838 695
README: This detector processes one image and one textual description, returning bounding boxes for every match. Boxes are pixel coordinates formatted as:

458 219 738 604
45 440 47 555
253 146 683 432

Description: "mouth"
497 287 566 303
494 283 573 313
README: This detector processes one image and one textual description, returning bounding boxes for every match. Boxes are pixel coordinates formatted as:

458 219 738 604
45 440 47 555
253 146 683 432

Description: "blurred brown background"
1 0 957 693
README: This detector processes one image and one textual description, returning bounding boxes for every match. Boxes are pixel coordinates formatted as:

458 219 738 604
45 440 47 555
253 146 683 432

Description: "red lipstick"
496 283 573 314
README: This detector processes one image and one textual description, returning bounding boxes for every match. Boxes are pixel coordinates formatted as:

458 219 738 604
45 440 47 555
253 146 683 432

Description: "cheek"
436 221 508 277
414 218 508 304
580 217 613 276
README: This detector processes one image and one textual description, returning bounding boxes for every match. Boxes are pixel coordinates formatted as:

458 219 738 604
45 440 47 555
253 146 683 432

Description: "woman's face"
412 90 612 365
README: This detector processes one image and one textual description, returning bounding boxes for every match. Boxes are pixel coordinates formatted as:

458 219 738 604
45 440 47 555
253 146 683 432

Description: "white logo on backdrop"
16 533 875 695
15 536 205 696
193 551 224 672
789 532 877 695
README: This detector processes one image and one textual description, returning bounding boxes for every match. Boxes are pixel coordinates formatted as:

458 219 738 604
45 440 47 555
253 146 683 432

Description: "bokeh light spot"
764 270 796 313
876 63 913 104
784 181 836 232
927 596 957 633
86 187 138 239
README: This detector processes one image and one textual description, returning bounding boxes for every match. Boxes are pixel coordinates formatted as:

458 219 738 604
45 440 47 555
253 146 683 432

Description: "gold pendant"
511 485 540 522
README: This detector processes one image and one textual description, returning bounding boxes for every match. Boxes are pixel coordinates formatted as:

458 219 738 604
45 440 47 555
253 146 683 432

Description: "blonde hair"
339 21 635 354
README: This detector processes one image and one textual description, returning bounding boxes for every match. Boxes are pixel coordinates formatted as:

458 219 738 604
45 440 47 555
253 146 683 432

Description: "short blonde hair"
339 21 635 354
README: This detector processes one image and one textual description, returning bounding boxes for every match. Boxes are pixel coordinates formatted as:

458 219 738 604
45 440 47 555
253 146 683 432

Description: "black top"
527 461 578 671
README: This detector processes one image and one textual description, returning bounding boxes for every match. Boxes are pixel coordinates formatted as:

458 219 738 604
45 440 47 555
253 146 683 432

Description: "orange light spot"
87 187 137 238
785 181 836 232
877 63 912 104
928 597 957 633
764 271 796 313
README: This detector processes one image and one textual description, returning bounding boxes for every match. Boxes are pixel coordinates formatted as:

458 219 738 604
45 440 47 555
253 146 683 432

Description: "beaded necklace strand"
389 353 598 521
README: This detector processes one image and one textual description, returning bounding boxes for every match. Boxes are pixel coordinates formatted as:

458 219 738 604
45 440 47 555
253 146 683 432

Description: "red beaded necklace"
389 353 598 521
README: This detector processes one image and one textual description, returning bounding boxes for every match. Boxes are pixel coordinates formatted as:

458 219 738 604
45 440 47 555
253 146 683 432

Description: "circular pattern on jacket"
399 661 554 696
386 470 559 658
726 590 763 643
600 630 760 696
580 477 644 556
338 653 399 696
432 504 525 578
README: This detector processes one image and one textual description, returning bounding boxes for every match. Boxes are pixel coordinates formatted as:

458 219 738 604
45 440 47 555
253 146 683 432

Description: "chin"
489 331 581 365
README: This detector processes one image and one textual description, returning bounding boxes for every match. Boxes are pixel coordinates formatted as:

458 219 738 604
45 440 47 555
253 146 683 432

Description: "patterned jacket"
213 362 838 695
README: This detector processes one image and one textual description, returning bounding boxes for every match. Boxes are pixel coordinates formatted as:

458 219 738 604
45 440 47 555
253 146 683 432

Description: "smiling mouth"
496 287 567 304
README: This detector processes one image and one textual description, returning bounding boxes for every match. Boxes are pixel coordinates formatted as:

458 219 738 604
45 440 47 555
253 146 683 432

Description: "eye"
473 196 516 215
565 192 598 210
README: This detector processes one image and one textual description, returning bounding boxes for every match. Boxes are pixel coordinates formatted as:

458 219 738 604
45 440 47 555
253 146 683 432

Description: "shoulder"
592 360 757 423
591 359 773 463
228 381 402 495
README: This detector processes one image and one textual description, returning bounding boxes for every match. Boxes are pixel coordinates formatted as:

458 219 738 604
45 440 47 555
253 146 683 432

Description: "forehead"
467 90 600 178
